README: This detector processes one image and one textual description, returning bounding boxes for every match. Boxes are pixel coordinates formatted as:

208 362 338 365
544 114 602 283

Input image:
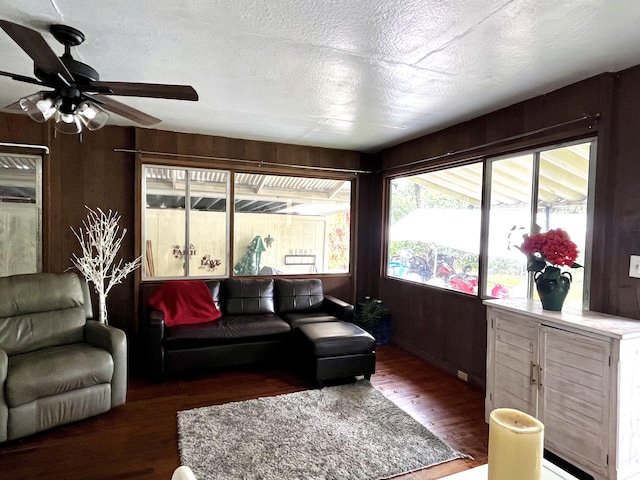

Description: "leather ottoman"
297 322 376 387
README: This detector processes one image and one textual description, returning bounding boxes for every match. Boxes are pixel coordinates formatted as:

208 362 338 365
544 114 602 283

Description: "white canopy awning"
390 209 586 260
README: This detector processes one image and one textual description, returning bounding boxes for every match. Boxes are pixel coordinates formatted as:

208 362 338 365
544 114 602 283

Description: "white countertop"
440 459 579 479
484 298 640 340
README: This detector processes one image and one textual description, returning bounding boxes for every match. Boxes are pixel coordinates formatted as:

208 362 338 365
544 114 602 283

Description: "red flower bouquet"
520 228 582 280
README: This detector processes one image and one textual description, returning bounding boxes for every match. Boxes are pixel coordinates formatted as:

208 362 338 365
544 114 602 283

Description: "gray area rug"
177 379 469 479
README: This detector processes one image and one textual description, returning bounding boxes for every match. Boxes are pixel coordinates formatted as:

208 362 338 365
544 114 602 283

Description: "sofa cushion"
298 322 375 357
279 311 340 329
164 314 291 349
276 279 324 313
224 279 275 315
6 344 114 408
149 280 222 327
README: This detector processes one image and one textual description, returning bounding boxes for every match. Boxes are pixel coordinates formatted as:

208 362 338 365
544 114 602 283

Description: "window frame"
384 136 596 307
141 163 232 280
385 161 484 295
483 137 596 307
139 159 356 281
0 152 43 276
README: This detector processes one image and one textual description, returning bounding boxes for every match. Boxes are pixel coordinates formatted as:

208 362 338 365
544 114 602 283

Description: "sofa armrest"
0 348 7 442
85 321 127 407
147 307 166 381
322 295 355 322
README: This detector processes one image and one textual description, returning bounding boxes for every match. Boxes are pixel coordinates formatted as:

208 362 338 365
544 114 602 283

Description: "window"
388 163 483 294
485 154 534 298
486 140 592 307
233 173 351 276
0 153 42 276
142 165 352 279
387 138 594 305
143 166 230 278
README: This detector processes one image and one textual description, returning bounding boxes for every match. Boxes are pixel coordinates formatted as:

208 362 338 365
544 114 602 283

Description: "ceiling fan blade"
88 81 198 101
0 70 48 87
90 94 162 126
0 20 74 84
4 99 23 111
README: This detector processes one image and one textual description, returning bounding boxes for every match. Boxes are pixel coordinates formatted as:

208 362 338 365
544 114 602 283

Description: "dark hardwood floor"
0 345 488 479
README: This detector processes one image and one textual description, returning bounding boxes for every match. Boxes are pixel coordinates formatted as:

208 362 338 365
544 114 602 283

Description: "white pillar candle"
488 408 544 480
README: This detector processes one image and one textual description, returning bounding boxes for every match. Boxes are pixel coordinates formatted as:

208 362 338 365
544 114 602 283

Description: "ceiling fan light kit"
18 90 109 134
78 102 110 131
19 91 56 122
0 19 198 135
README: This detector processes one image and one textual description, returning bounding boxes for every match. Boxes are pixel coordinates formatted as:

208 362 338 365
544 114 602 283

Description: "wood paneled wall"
372 71 634 387
46 126 137 331
354 160 384 300
607 66 640 318
0 112 48 146
135 128 362 172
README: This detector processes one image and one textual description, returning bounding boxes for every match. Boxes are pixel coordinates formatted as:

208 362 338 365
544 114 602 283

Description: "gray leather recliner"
0 272 127 442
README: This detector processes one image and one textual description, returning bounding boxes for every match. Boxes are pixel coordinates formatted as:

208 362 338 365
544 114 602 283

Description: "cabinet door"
491 313 538 417
539 326 610 478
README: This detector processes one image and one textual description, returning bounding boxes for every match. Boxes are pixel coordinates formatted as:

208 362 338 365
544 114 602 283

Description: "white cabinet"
485 299 640 480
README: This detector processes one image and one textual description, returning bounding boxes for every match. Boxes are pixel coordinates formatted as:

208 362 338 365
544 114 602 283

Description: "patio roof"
408 142 590 208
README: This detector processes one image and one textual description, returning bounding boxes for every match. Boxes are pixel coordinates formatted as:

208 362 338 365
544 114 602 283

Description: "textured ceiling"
1 1 640 153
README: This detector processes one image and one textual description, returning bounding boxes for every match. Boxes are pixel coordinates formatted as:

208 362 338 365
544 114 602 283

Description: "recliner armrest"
85 321 127 407
322 295 355 322
0 348 7 443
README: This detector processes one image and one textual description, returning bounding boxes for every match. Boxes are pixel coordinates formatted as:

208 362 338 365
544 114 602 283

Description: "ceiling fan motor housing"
34 57 100 85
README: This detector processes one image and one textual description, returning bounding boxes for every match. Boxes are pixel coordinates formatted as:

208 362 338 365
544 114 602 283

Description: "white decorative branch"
70 206 141 324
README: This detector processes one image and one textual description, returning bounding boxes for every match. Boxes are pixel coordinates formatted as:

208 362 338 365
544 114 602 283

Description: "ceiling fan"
0 19 198 134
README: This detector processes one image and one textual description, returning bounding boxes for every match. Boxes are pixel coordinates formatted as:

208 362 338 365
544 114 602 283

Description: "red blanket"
149 280 221 327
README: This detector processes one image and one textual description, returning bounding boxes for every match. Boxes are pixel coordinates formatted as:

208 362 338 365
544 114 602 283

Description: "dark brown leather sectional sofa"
145 277 358 381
